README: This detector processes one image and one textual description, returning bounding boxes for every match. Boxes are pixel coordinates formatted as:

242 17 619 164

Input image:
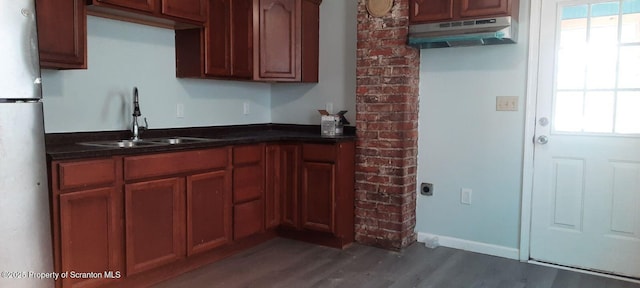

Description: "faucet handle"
142 117 149 130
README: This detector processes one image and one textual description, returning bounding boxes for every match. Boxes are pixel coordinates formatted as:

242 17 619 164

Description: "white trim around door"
520 0 543 263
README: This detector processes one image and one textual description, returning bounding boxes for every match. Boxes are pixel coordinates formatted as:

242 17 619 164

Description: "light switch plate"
176 103 184 118
496 96 519 111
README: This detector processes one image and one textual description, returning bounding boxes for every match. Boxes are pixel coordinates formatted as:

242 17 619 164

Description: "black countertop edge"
46 123 356 161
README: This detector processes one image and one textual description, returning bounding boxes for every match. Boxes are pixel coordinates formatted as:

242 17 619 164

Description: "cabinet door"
265 145 281 229
280 144 300 229
459 0 509 18
59 187 122 288
95 0 156 13
301 161 335 233
162 0 206 22
256 0 300 81
205 0 232 77
230 0 253 78
409 0 454 23
36 0 86 69
125 178 185 275
187 171 231 256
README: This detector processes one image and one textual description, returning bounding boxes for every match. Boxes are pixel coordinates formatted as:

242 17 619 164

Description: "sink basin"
145 136 215 145
79 139 160 148
78 137 218 148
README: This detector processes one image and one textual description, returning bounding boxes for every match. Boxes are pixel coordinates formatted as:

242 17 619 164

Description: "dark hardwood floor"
154 238 640 288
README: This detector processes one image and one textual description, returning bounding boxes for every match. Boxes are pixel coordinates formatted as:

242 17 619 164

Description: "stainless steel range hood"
408 16 517 49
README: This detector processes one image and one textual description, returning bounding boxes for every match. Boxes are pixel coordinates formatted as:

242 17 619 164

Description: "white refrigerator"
0 0 55 287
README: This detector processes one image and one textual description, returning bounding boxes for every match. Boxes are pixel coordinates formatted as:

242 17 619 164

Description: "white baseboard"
417 232 519 260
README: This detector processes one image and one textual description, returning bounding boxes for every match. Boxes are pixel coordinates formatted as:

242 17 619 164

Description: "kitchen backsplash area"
41 16 271 133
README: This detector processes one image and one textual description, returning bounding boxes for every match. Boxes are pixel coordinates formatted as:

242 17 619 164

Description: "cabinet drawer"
302 143 336 162
58 159 116 190
233 165 264 203
233 199 263 240
125 148 228 181
233 144 264 165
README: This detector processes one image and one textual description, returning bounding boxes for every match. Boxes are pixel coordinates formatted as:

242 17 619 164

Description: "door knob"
536 135 549 144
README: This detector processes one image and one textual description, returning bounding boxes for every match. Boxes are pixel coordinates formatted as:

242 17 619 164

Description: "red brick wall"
355 0 420 250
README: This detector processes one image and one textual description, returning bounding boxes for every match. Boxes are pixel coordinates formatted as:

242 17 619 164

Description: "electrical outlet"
176 103 184 118
243 102 250 115
461 188 472 205
496 96 518 111
420 183 433 196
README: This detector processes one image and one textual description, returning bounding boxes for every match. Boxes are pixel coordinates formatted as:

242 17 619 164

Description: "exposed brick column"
355 0 420 250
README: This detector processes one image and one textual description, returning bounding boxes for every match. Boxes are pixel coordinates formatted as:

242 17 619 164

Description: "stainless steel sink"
79 139 161 148
78 136 218 148
145 136 215 145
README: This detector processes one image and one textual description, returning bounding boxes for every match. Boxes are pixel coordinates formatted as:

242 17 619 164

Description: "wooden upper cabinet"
256 0 298 80
93 0 157 13
87 0 206 27
162 0 207 22
36 0 86 69
230 0 253 78
206 0 232 76
255 0 319 82
410 0 454 23
460 0 509 18
177 0 319 82
409 0 514 24
204 0 252 78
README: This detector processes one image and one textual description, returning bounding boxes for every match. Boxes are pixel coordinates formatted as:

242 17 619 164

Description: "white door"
530 0 640 278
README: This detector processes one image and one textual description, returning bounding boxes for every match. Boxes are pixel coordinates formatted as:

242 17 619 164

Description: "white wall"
42 16 271 133
416 3 530 251
270 0 357 124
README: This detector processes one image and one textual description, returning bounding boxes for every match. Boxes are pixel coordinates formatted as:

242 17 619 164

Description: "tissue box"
321 115 340 136
319 110 348 137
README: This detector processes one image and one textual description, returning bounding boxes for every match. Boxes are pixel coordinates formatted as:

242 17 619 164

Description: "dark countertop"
46 124 356 161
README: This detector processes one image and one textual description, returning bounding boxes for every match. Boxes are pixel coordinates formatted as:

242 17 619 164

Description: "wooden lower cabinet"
279 144 300 229
59 187 123 288
301 161 335 233
232 144 265 239
187 170 232 256
51 140 354 287
276 142 354 248
233 199 264 240
265 144 281 229
124 178 186 276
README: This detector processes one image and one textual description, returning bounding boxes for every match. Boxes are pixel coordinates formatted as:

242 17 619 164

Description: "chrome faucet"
131 87 148 141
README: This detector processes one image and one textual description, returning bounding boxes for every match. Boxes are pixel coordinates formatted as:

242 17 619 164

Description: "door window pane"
621 0 640 43
555 2 640 135
558 17 588 90
618 46 640 88
584 92 615 133
555 92 584 132
586 45 618 89
615 92 640 133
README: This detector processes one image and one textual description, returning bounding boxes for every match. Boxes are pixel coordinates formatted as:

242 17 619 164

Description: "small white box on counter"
319 110 349 137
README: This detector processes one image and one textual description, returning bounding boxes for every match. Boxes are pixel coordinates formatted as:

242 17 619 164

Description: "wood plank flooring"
153 238 640 288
